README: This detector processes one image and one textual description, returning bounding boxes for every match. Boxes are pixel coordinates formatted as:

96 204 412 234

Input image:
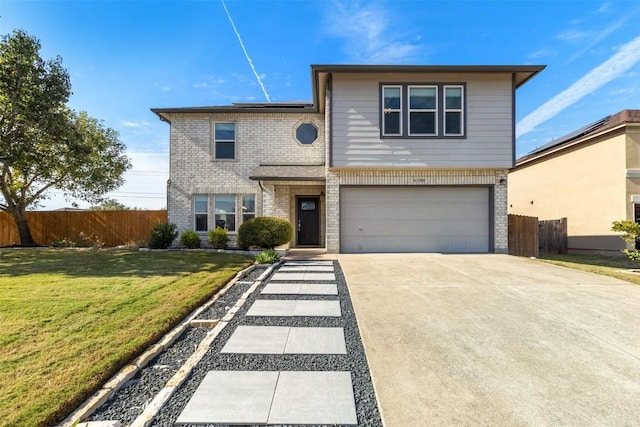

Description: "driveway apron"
338 253 640 426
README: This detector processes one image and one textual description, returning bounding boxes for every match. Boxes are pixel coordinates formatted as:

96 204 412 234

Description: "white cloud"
528 48 556 59
517 35 640 138
325 1 419 63
120 120 151 128
556 29 588 42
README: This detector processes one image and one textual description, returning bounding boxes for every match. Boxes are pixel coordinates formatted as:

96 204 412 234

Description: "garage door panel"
341 187 490 253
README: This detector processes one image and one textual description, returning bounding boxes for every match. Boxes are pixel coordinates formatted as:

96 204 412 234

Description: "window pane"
216 141 235 159
384 112 401 135
445 112 462 134
215 195 236 231
195 214 208 231
409 87 436 109
410 112 436 134
194 195 207 213
242 195 255 213
243 213 255 223
445 87 462 109
383 87 401 109
215 122 235 140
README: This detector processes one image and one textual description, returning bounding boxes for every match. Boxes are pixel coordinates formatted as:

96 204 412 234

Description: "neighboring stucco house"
509 110 640 255
152 64 544 253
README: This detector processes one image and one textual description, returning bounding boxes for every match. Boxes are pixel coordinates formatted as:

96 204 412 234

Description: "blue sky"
2 0 640 209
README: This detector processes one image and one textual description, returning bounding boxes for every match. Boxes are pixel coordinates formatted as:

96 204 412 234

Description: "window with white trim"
194 195 208 231
214 122 235 159
408 85 437 136
382 86 402 136
444 85 464 136
381 83 465 138
242 195 256 223
214 195 236 231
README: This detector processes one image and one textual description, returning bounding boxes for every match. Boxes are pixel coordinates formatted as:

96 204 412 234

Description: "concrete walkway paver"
176 258 359 425
338 253 640 427
261 282 338 295
245 299 342 317
221 326 346 354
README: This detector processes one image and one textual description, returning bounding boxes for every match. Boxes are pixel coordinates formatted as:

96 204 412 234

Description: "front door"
297 197 320 246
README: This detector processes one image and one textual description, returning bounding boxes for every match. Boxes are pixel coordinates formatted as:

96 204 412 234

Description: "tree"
0 30 131 245
90 198 130 211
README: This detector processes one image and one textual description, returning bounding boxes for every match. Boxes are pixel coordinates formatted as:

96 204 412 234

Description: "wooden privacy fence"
539 217 568 254
0 210 167 247
508 214 539 257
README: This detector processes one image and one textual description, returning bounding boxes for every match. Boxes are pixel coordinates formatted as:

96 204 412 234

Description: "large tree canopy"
0 30 131 245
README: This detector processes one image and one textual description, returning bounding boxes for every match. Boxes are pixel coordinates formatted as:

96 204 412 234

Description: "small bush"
180 230 201 249
148 222 178 249
255 248 280 264
208 227 229 249
612 220 640 260
237 216 293 249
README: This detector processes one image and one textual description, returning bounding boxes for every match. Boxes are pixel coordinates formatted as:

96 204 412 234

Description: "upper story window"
214 122 235 159
295 123 318 145
381 83 465 138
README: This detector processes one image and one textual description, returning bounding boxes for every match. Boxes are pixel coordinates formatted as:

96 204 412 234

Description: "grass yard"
0 249 252 427
539 253 640 286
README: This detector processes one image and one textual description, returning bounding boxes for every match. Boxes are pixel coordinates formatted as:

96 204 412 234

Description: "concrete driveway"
338 254 640 426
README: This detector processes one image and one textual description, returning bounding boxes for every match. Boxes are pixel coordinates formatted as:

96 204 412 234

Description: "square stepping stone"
221 326 289 354
268 371 357 425
261 282 338 295
284 327 347 354
176 371 278 424
278 265 335 272
246 300 341 317
284 260 334 266
271 272 336 281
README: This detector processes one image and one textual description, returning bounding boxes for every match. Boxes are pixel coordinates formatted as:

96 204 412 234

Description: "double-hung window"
382 86 402 136
214 122 235 159
408 86 437 136
242 195 256 223
381 83 465 138
214 195 236 231
194 195 208 231
444 86 464 136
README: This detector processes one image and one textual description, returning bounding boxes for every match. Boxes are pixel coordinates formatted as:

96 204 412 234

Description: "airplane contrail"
517 34 640 138
220 0 271 102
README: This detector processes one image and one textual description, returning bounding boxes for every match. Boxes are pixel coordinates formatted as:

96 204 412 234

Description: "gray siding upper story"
330 72 514 168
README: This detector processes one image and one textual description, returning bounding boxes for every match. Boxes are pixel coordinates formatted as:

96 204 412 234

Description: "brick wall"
166 112 325 245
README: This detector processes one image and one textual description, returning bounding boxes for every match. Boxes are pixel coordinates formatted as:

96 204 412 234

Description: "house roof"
248 164 326 181
151 64 545 122
516 109 640 166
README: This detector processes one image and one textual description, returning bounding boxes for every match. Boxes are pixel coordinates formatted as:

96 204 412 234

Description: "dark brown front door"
297 197 320 246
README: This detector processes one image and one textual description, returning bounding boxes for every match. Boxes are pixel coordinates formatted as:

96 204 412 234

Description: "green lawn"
539 253 640 286
0 249 252 427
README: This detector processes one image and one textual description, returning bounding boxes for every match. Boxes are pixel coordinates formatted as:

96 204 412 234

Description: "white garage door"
340 186 490 253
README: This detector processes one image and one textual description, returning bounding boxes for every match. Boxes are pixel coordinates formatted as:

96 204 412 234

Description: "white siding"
331 73 514 168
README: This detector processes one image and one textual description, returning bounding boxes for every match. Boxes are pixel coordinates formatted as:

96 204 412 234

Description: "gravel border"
90 261 382 427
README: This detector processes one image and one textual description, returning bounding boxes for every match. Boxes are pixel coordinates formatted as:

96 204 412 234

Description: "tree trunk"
11 207 36 246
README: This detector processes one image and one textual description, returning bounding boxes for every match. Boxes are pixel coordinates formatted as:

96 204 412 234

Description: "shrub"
208 227 229 249
237 216 293 249
180 230 201 249
148 222 178 249
612 220 640 260
255 248 280 264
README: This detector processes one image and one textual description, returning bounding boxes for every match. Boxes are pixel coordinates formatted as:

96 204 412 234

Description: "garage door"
340 186 490 253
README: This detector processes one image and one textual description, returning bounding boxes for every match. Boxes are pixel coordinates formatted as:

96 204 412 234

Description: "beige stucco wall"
509 131 628 253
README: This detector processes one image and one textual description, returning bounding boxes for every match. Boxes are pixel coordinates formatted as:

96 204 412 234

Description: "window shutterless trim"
408 85 438 136
381 85 403 136
213 121 236 160
379 82 466 139
443 85 465 136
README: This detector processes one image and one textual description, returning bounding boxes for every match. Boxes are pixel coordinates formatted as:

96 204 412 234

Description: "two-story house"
152 64 544 253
